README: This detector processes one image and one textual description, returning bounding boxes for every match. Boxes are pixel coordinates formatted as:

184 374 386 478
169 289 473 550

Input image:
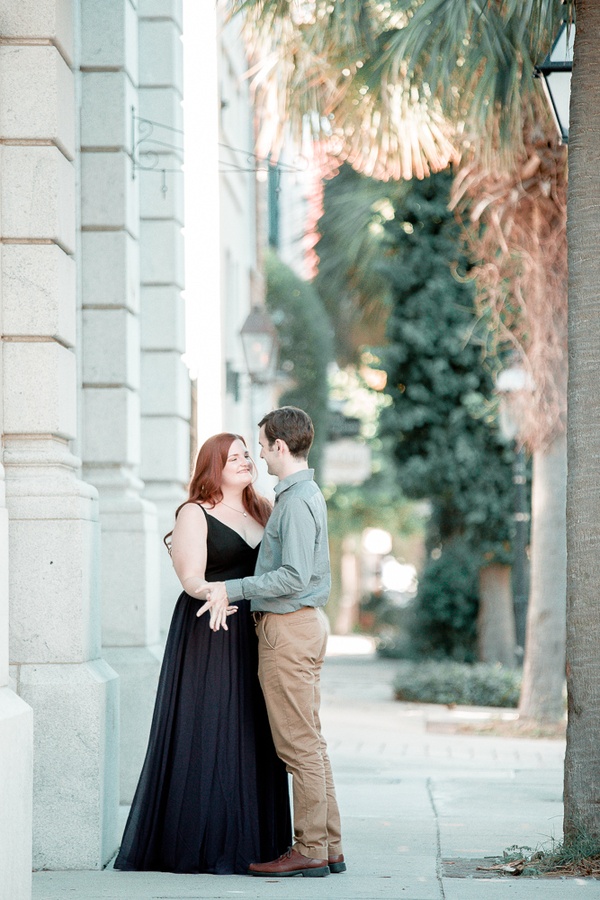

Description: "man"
198 406 344 878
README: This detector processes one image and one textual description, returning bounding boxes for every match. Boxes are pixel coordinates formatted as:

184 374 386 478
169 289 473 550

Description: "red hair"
164 433 271 549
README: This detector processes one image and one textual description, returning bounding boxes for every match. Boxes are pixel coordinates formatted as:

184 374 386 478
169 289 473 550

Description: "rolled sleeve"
225 578 245 602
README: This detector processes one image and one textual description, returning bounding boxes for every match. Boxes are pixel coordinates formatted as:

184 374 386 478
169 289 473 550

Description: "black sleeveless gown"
114 511 291 874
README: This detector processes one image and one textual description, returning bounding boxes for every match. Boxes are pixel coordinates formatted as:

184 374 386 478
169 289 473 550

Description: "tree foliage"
377 171 515 558
313 163 518 656
410 537 480 660
229 0 569 178
372 171 517 656
264 250 333 477
314 164 400 363
325 449 423 541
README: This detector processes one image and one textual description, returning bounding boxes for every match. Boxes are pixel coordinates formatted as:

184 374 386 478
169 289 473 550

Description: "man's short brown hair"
259 407 314 459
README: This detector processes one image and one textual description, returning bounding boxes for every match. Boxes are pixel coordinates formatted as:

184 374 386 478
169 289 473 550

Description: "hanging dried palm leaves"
451 96 568 451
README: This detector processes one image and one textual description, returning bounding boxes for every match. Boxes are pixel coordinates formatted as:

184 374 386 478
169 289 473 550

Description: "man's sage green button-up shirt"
225 468 331 613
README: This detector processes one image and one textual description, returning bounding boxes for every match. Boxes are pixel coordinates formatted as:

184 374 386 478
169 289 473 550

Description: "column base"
17 659 119 870
103 645 163 803
0 687 33 900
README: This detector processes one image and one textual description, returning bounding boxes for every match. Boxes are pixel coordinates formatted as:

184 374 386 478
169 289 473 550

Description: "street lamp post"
239 305 278 461
496 365 531 660
536 21 575 144
240 305 278 383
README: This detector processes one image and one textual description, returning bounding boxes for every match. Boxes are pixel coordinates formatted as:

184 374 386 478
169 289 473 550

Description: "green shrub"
407 538 480 662
393 660 521 708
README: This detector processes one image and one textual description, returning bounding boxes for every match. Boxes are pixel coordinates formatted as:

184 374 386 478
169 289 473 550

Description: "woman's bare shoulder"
175 502 208 526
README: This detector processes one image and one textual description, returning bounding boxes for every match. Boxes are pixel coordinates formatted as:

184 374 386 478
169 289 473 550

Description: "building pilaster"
138 0 190 635
79 0 163 803
1 0 119 868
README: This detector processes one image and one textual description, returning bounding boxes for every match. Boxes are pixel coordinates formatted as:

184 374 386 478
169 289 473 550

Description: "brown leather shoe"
248 848 330 877
328 853 347 873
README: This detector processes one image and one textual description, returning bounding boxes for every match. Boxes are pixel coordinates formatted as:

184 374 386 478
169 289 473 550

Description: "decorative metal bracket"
130 107 308 194
131 107 184 195
218 143 308 180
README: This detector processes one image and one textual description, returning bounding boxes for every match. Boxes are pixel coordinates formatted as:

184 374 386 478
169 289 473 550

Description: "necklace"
219 500 247 517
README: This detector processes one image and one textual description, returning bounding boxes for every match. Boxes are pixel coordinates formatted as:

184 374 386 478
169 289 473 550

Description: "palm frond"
231 0 379 52
240 4 459 177
378 0 564 149
229 0 570 179
313 164 406 361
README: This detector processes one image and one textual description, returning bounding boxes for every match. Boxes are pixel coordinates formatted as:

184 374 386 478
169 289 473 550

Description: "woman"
114 433 291 874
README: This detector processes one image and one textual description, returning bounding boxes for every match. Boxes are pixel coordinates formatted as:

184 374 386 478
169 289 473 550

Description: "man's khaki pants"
256 606 343 861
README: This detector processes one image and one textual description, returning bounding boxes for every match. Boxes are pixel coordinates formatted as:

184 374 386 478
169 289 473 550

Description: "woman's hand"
196 582 236 631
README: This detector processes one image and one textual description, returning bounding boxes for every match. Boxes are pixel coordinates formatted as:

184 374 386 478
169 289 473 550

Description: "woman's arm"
171 504 210 596
170 503 237 629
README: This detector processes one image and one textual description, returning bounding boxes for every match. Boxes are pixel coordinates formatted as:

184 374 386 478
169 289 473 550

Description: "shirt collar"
274 468 315 497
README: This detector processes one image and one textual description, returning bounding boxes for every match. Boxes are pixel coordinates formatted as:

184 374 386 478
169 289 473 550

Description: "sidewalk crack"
426 777 446 900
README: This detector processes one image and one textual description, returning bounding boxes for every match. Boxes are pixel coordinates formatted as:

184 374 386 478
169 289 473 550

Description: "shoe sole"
329 861 347 873
250 865 330 878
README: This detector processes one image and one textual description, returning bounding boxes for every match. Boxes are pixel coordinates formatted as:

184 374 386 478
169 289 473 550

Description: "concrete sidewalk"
34 637 596 899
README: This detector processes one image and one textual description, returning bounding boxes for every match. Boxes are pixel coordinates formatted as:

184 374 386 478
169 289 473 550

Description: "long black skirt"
114 592 291 874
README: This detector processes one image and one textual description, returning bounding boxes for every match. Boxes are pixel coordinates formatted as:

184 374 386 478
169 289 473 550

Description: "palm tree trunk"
564 0 600 842
477 564 516 668
519 434 566 721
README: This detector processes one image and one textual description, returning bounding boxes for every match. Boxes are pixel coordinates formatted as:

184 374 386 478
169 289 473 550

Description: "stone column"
186 0 222 445
1 1 119 869
138 0 190 635
80 0 162 803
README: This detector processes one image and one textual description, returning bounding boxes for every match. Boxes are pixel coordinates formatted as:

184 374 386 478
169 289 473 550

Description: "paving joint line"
426 776 447 900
